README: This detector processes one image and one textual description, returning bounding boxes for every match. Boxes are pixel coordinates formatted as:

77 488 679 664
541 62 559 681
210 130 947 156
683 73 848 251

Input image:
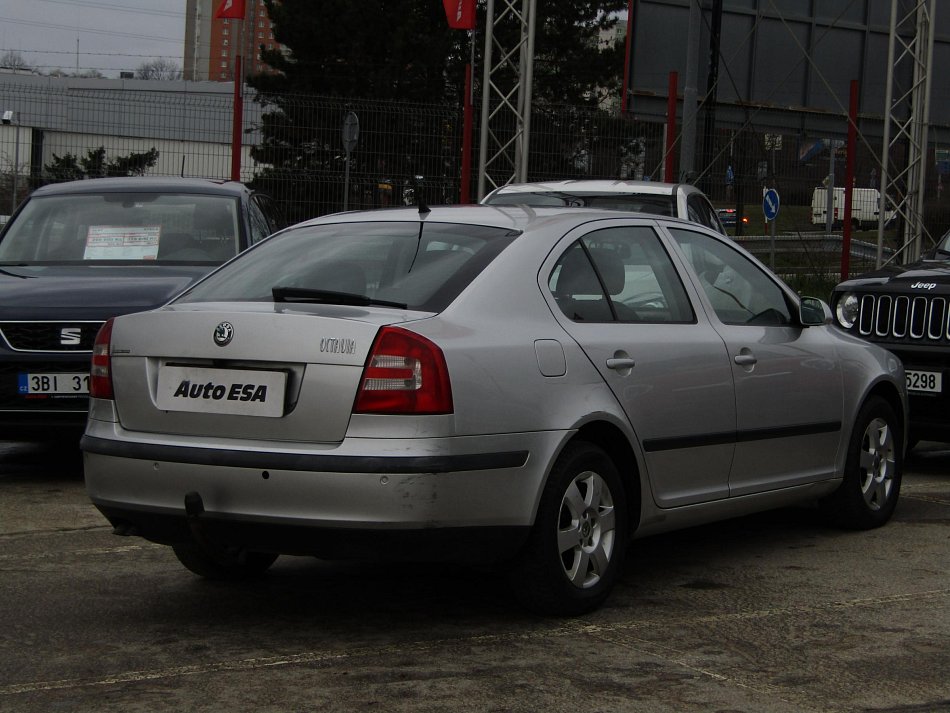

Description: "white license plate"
906 369 942 394
18 372 89 395
155 365 287 417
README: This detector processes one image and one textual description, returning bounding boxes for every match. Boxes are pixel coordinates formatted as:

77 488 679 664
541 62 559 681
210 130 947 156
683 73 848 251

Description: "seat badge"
60 327 82 346
213 321 234 347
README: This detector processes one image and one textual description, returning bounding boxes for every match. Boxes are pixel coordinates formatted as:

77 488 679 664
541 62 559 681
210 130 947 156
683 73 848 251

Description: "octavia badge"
213 321 234 347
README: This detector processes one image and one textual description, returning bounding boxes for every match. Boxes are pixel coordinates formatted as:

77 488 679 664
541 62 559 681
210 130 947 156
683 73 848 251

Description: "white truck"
811 187 896 230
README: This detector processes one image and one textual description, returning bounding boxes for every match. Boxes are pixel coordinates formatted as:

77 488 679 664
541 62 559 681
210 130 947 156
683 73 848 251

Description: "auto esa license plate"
905 369 942 394
155 365 287 417
18 372 90 395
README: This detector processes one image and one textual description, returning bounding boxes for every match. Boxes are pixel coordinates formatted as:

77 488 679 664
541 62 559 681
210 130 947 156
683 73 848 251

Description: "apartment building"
184 0 284 82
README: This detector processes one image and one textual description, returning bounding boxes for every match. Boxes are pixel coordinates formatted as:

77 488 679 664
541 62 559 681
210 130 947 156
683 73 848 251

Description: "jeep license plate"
906 370 942 394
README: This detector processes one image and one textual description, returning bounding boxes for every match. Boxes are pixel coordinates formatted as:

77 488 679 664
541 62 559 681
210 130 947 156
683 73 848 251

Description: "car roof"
482 179 696 198
289 203 718 237
29 177 251 198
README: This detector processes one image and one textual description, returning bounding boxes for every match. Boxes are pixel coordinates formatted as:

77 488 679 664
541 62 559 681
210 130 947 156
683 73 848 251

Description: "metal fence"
2 77 949 253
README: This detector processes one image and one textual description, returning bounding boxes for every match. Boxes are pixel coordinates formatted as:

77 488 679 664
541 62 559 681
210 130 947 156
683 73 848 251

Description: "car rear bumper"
81 434 528 474
82 421 569 559
91 498 529 563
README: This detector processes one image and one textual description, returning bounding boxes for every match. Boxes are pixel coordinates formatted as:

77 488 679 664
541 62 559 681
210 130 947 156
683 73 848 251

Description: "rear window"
0 192 241 264
175 221 519 312
485 191 675 216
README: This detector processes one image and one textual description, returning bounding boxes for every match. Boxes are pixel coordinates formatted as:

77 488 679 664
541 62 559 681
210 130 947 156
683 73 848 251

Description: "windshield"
176 221 519 312
0 192 242 264
485 191 676 216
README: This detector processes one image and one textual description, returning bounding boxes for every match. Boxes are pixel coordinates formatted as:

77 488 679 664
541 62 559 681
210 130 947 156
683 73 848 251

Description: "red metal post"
460 63 473 204
841 79 858 280
665 71 678 183
621 0 635 116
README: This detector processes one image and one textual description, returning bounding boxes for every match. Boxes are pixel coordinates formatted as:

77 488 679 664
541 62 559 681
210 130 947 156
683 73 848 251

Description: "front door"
666 227 843 495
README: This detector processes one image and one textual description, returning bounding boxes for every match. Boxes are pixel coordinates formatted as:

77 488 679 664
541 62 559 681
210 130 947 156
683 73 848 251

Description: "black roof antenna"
414 175 430 214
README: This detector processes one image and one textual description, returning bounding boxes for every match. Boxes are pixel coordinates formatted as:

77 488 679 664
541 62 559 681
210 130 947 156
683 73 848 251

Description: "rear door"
546 222 737 508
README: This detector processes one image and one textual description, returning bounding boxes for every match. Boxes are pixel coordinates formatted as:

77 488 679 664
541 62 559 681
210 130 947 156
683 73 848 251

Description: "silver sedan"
83 206 907 615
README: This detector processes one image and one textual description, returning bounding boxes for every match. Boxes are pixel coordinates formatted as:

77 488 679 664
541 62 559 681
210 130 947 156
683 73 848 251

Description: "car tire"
821 396 902 530
509 441 628 616
172 543 278 580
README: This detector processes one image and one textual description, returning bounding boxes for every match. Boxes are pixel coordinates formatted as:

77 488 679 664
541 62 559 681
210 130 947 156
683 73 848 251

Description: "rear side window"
251 194 286 237
686 193 723 233
176 221 518 312
246 199 272 245
549 226 694 324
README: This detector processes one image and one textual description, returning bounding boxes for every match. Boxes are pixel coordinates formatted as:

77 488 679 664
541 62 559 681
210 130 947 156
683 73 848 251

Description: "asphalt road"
0 441 948 713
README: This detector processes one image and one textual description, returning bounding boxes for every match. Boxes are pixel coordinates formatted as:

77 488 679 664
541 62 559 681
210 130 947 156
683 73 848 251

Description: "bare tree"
0 50 31 72
44 68 104 78
135 59 183 81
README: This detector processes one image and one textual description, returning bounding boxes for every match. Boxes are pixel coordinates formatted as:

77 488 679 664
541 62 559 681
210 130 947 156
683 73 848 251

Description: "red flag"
215 0 246 19
443 0 475 30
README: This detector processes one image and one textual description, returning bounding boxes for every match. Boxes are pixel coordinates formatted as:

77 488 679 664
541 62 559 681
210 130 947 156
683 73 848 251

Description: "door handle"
734 353 757 366
606 358 637 370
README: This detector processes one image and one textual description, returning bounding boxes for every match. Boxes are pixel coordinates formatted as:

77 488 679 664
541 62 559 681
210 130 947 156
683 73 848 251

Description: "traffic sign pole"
342 112 359 211
763 188 780 269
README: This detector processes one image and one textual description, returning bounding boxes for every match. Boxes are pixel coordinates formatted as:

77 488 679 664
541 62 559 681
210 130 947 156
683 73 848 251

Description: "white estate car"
481 179 727 235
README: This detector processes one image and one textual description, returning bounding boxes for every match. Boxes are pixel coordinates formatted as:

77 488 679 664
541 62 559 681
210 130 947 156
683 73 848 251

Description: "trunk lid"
108 302 429 443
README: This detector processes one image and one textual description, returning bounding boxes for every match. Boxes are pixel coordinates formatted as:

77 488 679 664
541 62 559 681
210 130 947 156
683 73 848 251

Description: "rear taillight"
89 318 115 400
354 326 453 415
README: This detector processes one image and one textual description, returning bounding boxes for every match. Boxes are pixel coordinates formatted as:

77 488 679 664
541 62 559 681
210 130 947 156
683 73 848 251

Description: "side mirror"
799 296 832 326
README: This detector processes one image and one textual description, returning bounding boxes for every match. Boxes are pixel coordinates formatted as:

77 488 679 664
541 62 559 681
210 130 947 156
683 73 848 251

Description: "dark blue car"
0 177 284 442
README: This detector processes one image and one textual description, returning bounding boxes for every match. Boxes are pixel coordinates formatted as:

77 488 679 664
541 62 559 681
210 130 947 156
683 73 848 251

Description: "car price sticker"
155 365 287 417
19 372 90 395
84 225 161 260
905 369 942 394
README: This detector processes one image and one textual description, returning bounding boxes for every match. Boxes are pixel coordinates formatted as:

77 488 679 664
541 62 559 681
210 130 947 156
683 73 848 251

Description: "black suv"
831 231 950 443
0 177 285 442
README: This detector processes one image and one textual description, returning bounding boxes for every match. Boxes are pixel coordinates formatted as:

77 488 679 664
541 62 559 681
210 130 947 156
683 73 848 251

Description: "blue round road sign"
763 188 780 221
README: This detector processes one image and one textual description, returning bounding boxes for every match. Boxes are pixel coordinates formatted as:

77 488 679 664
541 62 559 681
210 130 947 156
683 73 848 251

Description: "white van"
811 187 895 229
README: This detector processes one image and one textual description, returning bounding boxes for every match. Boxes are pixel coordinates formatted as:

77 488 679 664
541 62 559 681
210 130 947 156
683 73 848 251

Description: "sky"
0 0 188 78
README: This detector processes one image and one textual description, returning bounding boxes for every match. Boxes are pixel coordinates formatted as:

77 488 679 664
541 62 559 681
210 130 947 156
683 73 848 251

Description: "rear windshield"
485 191 676 216
0 192 241 264
175 221 519 312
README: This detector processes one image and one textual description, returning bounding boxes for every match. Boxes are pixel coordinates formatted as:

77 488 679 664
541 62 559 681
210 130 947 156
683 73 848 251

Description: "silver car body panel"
83 206 907 555
107 303 429 442
84 420 560 529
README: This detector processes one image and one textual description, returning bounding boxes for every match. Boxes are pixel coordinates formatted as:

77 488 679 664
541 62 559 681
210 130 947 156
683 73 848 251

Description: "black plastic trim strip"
80 435 529 474
643 421 841 453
